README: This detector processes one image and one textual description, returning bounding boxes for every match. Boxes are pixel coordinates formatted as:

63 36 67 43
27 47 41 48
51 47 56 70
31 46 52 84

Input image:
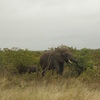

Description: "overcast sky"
0 0 100 50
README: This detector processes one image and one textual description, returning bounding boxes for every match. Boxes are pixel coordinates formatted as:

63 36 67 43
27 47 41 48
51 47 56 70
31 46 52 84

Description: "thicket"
0 47 100 82
0 47 42 75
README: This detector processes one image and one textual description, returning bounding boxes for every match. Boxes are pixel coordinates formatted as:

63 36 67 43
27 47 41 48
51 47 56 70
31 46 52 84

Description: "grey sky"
0 0 100 50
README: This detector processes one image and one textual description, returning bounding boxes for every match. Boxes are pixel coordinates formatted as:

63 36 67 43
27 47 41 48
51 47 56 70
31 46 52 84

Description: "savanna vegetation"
0 46 100 100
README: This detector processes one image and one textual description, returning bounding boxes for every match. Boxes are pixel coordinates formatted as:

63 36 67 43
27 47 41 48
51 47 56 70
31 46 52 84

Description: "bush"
0 48 42 75
66 48 94 76
80 68 100 83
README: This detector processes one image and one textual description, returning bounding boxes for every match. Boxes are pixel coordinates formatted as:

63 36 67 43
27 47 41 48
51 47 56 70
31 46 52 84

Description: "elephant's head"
57 48 77 64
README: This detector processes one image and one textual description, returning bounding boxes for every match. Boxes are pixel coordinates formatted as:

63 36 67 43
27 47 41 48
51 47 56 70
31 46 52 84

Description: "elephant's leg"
51 61 54 75
54 60 60 75
59 62 64 75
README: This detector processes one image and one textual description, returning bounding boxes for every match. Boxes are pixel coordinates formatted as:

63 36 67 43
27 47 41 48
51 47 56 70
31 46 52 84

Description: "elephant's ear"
53 52 64 63
61 51 65 56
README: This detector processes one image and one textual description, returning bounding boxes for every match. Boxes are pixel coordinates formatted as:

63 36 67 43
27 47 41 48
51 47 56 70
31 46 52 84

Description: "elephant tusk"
68 59 72 64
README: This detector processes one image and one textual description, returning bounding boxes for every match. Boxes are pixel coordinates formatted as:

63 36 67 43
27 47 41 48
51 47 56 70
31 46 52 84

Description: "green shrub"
0 48 42 75
66 48 94 76
80 68 100 83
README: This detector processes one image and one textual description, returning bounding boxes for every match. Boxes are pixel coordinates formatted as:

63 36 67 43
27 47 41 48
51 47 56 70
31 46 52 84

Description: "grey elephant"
39 47 78 76
17 64 39 76
27 65 40 76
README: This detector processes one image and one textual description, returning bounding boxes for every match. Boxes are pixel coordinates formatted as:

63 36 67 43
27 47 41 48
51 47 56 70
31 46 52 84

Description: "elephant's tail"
41 55 52 75
41 66 48 74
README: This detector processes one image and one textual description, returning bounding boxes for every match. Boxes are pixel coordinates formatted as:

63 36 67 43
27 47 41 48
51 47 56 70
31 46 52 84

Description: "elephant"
16 64 39 76
39 47 78 76
27 65 40 76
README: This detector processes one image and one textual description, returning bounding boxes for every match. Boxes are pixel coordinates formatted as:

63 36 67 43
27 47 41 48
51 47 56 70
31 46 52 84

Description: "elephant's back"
39 51 51 66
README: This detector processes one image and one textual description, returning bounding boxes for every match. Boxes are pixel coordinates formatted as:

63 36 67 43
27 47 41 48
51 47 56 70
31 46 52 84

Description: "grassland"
0 75 100 100
0 47 100 100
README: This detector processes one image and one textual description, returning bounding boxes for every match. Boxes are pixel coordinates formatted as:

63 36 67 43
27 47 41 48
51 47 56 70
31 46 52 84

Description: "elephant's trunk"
67 55 78 64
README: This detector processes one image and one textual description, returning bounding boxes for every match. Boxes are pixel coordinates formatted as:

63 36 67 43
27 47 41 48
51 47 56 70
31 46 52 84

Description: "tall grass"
0 76 100 100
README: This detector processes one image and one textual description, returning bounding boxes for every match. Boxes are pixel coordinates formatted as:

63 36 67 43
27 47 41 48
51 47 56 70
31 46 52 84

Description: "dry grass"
0 76 100 100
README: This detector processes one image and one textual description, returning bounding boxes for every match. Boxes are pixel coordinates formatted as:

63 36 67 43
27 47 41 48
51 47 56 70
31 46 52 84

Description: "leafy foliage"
0 48 42 75
65 48 94 76
0 46 100 80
